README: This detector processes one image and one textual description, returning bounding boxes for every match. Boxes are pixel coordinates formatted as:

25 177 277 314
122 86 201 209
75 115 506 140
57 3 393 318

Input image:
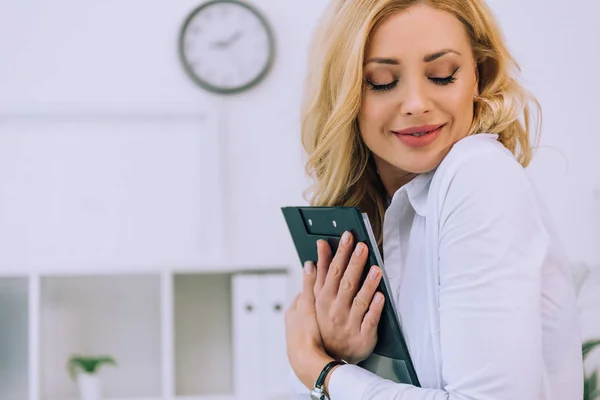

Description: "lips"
393 124 446 136
393 123 446 148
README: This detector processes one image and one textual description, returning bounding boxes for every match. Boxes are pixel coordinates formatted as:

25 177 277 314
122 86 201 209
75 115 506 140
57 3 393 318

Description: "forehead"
366 4 472 59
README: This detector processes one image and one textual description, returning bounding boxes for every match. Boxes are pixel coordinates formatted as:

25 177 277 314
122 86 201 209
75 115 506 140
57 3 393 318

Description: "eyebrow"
364 49 462 65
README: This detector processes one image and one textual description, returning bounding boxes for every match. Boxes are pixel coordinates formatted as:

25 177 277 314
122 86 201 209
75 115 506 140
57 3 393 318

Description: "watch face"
178 0 275 94
310 388 328 400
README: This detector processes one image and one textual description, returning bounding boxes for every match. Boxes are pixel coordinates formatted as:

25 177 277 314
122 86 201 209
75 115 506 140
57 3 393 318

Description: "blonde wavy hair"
301 0 542 246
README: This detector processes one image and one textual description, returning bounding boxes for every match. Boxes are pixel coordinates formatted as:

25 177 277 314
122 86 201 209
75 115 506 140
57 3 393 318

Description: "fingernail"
369 267 379 280
342 231 351 245
304 261 314 274
354 243 364 256
375 293 383 304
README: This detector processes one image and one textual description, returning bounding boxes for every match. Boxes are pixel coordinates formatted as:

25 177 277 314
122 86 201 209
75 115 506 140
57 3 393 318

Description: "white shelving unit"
0 268 291 400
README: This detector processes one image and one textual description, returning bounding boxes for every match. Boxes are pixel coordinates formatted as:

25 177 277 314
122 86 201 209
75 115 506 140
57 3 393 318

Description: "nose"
399 80 431 116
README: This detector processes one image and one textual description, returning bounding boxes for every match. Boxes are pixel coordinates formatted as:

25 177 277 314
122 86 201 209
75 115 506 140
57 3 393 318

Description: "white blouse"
291 133 584 399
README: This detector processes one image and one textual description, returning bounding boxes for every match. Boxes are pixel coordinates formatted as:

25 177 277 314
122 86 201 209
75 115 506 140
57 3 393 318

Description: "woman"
284 0 584 399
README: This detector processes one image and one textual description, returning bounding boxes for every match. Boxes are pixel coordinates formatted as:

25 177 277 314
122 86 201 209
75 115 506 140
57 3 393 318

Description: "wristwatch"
310 360 346 400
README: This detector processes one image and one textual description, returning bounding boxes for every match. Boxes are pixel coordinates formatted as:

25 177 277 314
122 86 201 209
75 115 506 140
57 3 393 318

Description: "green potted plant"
67 354 116 400
584 339 600 400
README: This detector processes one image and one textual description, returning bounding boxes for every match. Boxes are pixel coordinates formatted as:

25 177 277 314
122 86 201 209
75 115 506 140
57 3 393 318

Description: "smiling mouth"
392 123 446 148
393 123 446 136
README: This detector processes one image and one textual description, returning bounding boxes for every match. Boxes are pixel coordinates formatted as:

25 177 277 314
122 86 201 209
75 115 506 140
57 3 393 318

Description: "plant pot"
77 373 102 400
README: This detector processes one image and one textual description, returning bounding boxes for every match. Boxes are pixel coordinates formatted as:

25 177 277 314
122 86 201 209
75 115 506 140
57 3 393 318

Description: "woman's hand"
285 261 337 390
314 232 385 364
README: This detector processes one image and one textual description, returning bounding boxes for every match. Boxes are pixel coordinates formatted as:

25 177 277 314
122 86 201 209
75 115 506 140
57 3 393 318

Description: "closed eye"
429 67 460 86
365 79 398 92
365 66 460 92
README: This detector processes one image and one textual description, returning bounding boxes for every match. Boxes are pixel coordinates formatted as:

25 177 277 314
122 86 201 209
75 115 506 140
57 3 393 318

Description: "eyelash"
366 67 460 92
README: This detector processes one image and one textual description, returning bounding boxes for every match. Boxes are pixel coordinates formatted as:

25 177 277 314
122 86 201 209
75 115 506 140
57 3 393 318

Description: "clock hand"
210 39 227 49
210 30 243 49
227 30 243 45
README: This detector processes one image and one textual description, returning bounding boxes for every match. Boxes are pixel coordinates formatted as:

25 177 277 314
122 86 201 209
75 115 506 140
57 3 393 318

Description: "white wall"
485 0 600 356
0 0 333 275
486 0 600 267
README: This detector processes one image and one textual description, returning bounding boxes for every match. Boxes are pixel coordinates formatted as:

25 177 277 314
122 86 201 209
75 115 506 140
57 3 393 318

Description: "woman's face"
358 4 479 182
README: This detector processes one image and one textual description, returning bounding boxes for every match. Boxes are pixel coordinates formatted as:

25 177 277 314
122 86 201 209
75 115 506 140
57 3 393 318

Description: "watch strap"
315 359 346 390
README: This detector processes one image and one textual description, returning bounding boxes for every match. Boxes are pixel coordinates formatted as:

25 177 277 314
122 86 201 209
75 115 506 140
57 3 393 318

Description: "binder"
232 274 262 398
281 206 420 386
260 273 292 398
232 273 291 400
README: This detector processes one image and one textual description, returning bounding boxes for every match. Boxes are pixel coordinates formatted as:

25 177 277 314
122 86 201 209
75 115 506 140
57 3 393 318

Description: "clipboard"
281 206 420 386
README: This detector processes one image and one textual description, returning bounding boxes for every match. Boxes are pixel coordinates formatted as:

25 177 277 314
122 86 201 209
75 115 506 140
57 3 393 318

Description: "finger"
314 239 332 297
302 261 317 304
322 231 355 296
349 265 382 324
360 292 385 335
336 242 369 305
285 293 302 323
286 293 301 313
291 292 301 309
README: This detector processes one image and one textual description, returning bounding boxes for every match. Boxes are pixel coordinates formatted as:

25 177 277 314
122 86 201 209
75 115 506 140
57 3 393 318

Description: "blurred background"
0 0 599 399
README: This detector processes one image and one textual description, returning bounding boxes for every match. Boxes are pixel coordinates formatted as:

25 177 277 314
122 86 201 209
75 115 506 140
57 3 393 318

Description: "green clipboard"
281 206 420 386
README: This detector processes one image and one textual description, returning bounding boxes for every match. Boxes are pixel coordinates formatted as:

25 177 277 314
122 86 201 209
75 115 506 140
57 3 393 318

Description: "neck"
373 155 418 199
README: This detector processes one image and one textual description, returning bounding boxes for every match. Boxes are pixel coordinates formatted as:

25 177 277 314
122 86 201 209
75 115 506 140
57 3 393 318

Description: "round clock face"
178 0 275 94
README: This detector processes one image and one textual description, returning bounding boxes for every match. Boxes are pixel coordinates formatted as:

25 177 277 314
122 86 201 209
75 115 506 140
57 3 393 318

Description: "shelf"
39 274 162 400
0 264 289 279
174 396 238 400
0 278 29 400
40 393 242 400
174 273 233 397
74 396 239 400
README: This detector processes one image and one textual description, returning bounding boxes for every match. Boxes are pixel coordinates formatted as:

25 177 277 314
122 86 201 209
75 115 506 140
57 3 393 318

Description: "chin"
393 153 443 174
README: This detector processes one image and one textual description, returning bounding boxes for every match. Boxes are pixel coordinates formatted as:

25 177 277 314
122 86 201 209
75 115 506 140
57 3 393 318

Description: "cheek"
440 82 474 127
358 94 392 135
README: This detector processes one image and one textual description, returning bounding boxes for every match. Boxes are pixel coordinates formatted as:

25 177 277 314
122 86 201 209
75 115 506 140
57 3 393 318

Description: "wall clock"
178 0 276 95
